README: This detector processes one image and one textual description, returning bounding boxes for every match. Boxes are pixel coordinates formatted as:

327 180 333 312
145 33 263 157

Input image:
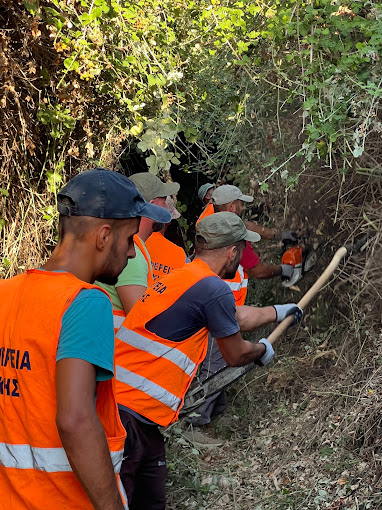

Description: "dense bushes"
1 0 381 270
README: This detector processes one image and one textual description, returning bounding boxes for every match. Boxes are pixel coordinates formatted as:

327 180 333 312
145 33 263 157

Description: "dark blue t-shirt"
119 275 240 425
146 276 240 341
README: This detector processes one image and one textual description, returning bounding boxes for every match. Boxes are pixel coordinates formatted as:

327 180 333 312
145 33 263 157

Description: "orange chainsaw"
281 233 318 288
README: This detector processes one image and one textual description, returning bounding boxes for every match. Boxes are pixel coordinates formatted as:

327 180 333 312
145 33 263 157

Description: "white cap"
212 185 254 205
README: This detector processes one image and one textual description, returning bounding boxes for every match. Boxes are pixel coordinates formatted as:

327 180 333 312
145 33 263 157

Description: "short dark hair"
57 197 122 242
195 238 245 256
213 199 240 212
212 203 228 213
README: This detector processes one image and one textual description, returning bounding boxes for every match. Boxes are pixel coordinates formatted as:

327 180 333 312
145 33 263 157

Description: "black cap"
57 168 172 223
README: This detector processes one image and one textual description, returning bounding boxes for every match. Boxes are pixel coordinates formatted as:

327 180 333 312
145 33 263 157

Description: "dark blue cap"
57 168 171 223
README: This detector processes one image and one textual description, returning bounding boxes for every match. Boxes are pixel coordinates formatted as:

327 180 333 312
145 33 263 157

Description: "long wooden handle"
267 246 348 345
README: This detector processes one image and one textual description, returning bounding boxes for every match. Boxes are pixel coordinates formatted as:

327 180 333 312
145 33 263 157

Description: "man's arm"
56 358 124 510
117 284 146 314
216 332 267 366
220 303 302 365
235 304 276 332
236 303 302 332
244 220 275 240
247 260 282 279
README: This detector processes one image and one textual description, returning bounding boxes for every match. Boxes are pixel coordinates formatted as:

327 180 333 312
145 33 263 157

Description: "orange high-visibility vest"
196 204 248 306
112 236 155 336
196 202 214 225
223 264 248 306
115 259 216 427
134 234 154 287
0 270 127 509
145 232 187 281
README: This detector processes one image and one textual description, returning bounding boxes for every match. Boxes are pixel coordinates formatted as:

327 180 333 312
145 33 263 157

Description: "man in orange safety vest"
146 197 188 281
97 173 175 323
0 168 169 510
114 212 302 509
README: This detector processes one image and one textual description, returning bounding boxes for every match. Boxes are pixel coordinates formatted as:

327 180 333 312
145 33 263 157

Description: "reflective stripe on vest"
114 313 125 331
134 235 154 287
0 442 123 474
117 327 196 377
116 365 181 412
115 259 214 426
225 280 242 291
223 265 247 291
118 476 129 510
238 265 248 289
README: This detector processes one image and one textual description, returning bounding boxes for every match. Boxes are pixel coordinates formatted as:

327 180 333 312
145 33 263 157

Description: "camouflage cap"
196 212 261 249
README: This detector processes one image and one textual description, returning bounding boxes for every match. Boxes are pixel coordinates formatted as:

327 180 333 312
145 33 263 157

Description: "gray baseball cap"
196 212 261 249
212 185 254 205
198 183 215 202
129 172 180 202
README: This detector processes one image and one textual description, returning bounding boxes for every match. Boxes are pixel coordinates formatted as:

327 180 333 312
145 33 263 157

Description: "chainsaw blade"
180 362 256 416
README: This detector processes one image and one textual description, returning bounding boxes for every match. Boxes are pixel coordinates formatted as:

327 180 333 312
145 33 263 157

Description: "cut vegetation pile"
166 168 382 509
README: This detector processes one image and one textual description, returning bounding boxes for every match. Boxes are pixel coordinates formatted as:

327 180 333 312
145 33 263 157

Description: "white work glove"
273 303 303 325
280 264 294 279
257 338 274 366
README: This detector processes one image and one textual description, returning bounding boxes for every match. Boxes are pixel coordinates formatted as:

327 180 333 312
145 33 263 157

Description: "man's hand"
257 338 274 366
273 303 303 325
56 358 124 510
280 264 294 279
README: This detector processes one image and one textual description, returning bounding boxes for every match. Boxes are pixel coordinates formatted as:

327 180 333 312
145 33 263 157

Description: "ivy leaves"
137 117 181 173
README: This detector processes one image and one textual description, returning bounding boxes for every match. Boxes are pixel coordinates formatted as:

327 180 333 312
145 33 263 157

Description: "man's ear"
227 244 237 261
228 201 235 213
95 224 113 251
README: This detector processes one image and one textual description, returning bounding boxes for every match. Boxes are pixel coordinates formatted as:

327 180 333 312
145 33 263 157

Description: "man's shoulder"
66 288 112 315
189 275 232 298
74 287 110 302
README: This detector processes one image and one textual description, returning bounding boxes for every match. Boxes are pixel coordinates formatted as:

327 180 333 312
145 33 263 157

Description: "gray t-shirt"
146 276 240 340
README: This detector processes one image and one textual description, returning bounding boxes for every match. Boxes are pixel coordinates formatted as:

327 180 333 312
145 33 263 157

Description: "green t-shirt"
96 239 151 311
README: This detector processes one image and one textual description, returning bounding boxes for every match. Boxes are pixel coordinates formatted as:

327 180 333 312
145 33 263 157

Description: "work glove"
256 338 275 366
280 264 294 279
273 303 303 325
274 230 298 242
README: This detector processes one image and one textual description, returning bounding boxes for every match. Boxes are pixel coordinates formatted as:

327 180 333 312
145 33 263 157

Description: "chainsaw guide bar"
180 363 256 416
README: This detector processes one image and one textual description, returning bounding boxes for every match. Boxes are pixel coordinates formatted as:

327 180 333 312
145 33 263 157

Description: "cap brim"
239 194 254 203
139 202 172 223
244 230 261 243
160 182 180 197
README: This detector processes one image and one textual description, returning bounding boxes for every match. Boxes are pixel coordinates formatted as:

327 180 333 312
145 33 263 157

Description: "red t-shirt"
240 241 260 270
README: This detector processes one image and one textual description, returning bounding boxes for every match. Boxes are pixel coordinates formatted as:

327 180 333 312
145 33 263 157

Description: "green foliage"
23 0 382 189
37 104 75 139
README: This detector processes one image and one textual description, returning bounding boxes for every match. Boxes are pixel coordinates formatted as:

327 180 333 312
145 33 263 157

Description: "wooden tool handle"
267 246 348 345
